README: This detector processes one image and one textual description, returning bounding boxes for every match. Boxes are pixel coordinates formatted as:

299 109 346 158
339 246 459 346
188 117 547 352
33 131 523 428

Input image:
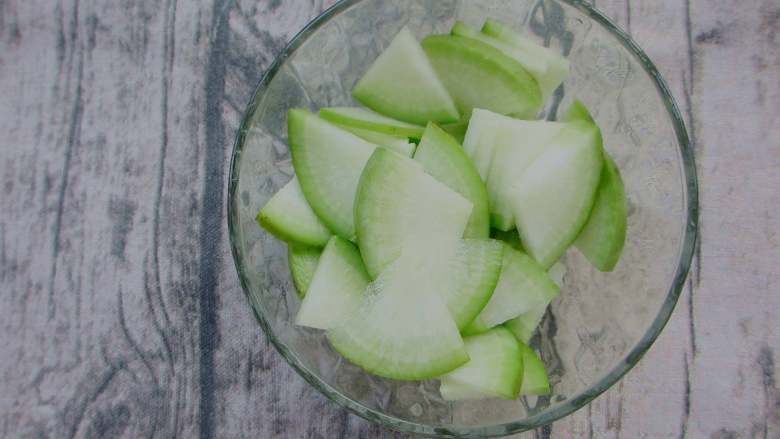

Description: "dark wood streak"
679 353 691 439
157 5 178 429
198 1 234 437
757 346 777 439
49 0 82 318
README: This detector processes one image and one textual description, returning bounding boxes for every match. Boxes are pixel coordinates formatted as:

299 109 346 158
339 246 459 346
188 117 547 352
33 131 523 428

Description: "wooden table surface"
1 0 778 437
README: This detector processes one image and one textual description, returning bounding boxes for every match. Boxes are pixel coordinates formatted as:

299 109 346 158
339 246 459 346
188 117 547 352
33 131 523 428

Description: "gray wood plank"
0 0 214 437
684 1 779 437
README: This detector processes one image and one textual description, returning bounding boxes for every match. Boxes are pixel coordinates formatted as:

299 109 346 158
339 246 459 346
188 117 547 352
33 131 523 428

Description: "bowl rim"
226 0 699 436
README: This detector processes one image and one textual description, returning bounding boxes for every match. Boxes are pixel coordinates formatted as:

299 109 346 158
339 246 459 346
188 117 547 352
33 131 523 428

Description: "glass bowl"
227 0 698 436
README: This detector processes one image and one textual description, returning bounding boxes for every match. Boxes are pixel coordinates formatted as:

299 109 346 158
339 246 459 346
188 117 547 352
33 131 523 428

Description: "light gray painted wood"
0 0 777 437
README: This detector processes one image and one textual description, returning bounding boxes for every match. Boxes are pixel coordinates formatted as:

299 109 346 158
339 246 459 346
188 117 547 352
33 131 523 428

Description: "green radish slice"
413 123 490 238
451 21 558 100
438 380 490 400
464 247 559 335
510 121 604 268
422 34 542 120
289 109 378 240
462 109 504 180
328 253 468 380
439 327 523 400
516 340 551 395
563 102 627 272
574 155 627 271
355 147 473 278
352 27 460 125
288 245 321 299
319 107 425 139
484 117 565 230
329 122 416 157
256 177 332 247
444 239 504 330
506 262 565 343
481 19 570 98
295 237 370 329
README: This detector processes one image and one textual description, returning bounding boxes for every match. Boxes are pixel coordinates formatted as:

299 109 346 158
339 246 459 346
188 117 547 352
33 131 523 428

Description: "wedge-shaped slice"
462 109 504 180
355 147 472 278
485 117 565 230
564 102 627 271
319 107 425 139
289 109 378 240
256 177 332 247
510 121 604 268
295 237 370 329
451 21 559 100
441 336 551 398
445 239 504 330
414 123 490 238
328 123 416 157
574 155 627 271
422 35 542 119
506 262 565 343
328 253 468 380
516 340 551 395
482 19 570 98
439 327 523 400
288 245 321 298
352 27 460 125
464 247 559 335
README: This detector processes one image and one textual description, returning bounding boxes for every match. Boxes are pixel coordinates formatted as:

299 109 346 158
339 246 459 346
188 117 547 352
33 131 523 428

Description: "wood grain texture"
0 0 777 438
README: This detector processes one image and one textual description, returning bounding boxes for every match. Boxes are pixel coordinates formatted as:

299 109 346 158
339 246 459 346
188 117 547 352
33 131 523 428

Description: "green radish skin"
562 100 595 124
563 101 627 271
421 35 542 120
510 121 604 268
516 340 551 395
439 327 523 400
481 19 570 98
288 108 378 240
463 247 559 335
484 116 565 231
355 147 473 278
256 177 332 247
351 27 460 125
288 245 321 298
444 239 504 330
328 253 469 381
413 123 490 238
295 237 370 330
319 107 425 139
491 228 523 251
441 121 469 144
328 121 416 157
505 262 565 343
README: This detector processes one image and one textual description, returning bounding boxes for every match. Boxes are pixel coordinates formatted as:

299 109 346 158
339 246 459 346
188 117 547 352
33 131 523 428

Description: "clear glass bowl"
227 0 698 436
